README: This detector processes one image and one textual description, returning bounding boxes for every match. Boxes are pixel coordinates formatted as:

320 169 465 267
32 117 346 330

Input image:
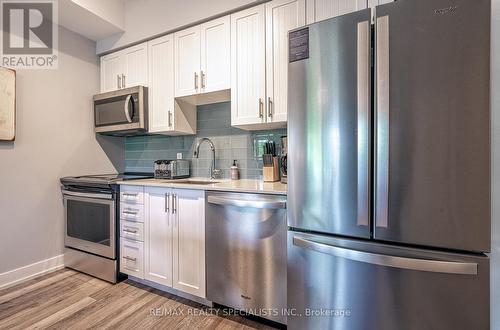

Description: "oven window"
67 199 111 246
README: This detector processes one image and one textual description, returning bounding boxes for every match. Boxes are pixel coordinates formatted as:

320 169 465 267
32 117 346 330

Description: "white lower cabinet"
141 187 206 298
120 238 144 278
144 187 173 286
172 189 206 297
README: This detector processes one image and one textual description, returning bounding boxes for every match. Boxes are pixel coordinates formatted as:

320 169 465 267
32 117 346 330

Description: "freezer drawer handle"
293 236 478 275
207 196 286 209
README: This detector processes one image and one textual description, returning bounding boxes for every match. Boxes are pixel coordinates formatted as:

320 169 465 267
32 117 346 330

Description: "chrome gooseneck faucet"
194 138 222 179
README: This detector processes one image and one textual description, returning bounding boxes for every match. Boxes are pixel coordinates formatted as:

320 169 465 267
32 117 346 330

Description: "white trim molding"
0 255 65 290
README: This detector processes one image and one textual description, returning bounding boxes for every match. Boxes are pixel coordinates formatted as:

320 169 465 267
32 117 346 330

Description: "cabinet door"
306 0 368 24
122 42 148 88
174 26 201 97
266 0 306 124
148 35 175 133
100 52 122 92
200 16 231 93
230 5 267 127
145 187 173 287
172 189 206 298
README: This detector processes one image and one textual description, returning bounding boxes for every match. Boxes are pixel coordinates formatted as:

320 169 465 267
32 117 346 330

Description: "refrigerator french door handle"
375 15 390 228
293 236 478 275
357 20 370 227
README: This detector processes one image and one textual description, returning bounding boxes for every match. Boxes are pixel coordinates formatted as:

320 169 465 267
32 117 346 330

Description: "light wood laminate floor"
0 269 278 330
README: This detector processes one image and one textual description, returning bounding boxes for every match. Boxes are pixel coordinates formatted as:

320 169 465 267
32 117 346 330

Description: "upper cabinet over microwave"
174 16 231 98
100 43 148 93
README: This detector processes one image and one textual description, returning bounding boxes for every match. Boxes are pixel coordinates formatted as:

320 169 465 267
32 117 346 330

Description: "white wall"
96 0 259 54
0 27 124 274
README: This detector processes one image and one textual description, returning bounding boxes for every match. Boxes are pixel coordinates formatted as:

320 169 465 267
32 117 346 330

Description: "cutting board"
0 67 16 141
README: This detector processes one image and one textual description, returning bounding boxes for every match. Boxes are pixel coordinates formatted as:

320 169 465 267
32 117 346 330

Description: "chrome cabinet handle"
168 111 172 128
376 15 390 229
122 193 137 197
207 195 286 209
123 256 137 262
122 74 126 88
124 94 133 123
293 236 478 275
201 70 206 88
123 210 137 215
117 74 121 89
165 193 170 213
123 229 138 234
194 72 199 90
267 97 273 118
172 194 177 214
357 20 370 227
259 98 264 118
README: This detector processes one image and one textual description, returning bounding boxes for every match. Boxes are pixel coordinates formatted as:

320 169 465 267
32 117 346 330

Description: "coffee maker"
280 136 287 184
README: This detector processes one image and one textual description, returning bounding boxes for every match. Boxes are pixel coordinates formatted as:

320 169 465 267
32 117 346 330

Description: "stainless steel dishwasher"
206 191 287 324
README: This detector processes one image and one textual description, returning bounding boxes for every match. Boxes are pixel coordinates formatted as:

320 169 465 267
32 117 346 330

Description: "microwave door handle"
124 95 133 123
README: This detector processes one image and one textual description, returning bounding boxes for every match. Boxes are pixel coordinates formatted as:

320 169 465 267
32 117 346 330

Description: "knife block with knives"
263 141 280 182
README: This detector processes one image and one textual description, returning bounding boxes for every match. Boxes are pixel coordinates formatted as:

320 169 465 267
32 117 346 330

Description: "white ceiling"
58 0 125 41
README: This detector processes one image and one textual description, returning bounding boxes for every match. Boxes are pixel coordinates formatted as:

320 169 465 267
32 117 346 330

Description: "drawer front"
120 238 144 278
120 186 144 205
120 220 144 242
120 203 144 222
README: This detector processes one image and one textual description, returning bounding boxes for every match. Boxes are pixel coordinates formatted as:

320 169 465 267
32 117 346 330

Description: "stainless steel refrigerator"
287 0 491 329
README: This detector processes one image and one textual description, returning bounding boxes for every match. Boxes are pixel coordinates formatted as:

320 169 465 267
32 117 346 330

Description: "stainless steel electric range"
60 173 152 283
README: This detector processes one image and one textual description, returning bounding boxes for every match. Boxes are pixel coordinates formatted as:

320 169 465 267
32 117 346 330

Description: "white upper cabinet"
266 0 306 124
100 52 122 92
231 0 305 129
100 42 148 93
306 0 368 24
148 35 197 135
144 187 173 287
174 26 201 97
148 35 175 134
175 16 231 98
122 43 148 89
230 5 267 127
200 16 231 93
172 189 206 298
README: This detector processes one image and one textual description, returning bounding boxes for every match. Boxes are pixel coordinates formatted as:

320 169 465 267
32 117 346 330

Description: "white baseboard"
0 254 65 290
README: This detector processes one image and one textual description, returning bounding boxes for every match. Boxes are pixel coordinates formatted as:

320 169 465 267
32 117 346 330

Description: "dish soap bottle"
230 160 239 180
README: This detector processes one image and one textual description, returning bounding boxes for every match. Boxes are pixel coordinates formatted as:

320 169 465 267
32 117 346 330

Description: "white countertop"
116 178 287 195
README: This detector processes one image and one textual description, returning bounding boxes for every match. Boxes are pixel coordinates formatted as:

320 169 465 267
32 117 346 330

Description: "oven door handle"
62 189 114 200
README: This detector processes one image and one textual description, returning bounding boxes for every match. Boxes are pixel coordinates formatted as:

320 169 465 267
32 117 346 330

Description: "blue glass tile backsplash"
125 102 287 179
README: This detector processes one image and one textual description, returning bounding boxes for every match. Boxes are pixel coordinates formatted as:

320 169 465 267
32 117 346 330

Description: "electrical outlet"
177 153 183 160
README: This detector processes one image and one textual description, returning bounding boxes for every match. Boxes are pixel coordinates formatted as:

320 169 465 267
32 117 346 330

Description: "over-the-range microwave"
93 86 148 136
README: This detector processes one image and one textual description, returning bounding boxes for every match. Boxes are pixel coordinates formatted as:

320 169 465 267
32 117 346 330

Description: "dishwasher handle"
207 195 286 209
